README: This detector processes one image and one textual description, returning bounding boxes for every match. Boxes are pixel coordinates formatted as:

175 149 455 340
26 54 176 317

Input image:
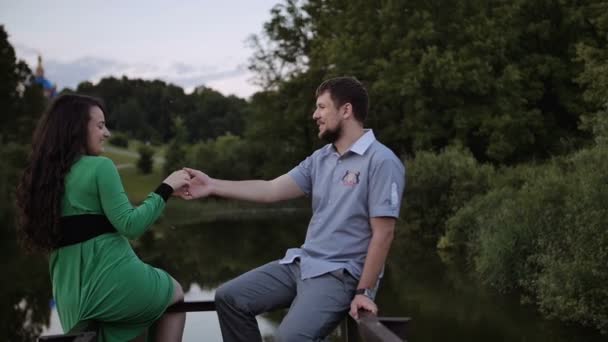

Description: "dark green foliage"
0 143 29 239
576 2 608 146
0 26 50 341
76 79 248 144
244 75 320 179
163 117 188 176
188 133 253 180
108 131 129 148
0 26 45 235
249 0 600 164
0 26 45 144
444 145 608 333
403 145 494 239
136 144 154 174
187 87 248 143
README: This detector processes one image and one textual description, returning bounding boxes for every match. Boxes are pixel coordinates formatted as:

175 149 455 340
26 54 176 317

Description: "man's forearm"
211 179 275 203
357 229 394 290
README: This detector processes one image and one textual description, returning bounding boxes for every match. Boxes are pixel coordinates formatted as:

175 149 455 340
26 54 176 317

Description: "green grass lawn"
102 150 134 165
117 164 164 203
102 146 163 202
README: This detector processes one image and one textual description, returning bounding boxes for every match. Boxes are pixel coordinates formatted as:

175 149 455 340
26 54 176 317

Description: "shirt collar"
324 129 376 156
349 129 375 155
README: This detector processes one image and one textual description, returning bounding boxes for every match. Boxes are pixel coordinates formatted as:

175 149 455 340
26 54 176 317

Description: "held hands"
172 167 213 200
349 294 378 320
163 170 191 192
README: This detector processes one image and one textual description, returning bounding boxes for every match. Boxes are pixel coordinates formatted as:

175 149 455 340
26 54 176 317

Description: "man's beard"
320 124 342 143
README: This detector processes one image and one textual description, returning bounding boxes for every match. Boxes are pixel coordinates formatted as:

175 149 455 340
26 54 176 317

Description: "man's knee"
214 281 240 309
275 325 301 342
276 324 319 342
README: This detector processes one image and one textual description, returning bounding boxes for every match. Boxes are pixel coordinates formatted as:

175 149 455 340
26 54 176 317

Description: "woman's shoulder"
78 155 113 164
74 155 116 171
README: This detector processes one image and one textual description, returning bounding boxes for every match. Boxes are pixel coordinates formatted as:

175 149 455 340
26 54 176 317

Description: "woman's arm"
96 158 189 239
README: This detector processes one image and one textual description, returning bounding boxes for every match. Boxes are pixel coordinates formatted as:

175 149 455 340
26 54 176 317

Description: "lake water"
4 215 605 341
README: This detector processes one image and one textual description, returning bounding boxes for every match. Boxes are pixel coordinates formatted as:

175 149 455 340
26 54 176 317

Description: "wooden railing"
39 300 409 341
344 311 410 342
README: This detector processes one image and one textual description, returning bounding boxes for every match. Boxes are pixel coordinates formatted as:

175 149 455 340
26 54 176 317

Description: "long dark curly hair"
16 94 106 253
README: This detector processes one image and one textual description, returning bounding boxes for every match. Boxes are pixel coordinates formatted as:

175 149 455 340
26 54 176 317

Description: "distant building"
34 55 57 98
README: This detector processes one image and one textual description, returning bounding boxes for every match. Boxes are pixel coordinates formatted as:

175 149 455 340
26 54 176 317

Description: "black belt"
55 214 117 248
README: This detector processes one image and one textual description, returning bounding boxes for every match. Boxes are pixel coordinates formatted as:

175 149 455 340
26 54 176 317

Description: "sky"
0 0 280 98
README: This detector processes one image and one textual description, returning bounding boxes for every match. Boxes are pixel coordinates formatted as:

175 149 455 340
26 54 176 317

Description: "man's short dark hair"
315 76 368 123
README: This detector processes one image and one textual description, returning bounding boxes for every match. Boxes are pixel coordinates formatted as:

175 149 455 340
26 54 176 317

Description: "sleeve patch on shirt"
390 182 398 208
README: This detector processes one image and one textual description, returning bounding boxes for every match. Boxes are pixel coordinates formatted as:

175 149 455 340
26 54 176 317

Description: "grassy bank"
103 148 163 202
103 145 309 222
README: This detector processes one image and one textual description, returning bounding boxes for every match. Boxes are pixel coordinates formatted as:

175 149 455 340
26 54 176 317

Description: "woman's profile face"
86 106 111 155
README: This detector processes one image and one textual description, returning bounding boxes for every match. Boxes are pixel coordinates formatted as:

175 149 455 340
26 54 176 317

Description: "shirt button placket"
328 156 340 206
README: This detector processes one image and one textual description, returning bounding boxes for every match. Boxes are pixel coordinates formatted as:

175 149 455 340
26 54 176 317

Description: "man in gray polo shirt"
180 76 405 341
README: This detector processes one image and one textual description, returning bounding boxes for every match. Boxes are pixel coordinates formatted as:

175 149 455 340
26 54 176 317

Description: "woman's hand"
173 167 213 200
163 170 191 191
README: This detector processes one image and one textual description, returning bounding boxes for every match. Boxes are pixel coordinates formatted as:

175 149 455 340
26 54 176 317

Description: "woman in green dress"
16 94 190 341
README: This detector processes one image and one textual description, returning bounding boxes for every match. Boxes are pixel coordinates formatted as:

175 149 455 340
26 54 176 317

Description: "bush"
163 117 188 176
535 146 608 333
188 133 252 180
136 144 154 174
108 132 129 148
445 145 608 333
403 145 494 240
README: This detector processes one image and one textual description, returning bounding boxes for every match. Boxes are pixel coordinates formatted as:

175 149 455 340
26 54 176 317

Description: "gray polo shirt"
281 129 406 280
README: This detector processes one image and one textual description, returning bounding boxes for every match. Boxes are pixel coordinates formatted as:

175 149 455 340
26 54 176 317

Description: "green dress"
49 156 174 341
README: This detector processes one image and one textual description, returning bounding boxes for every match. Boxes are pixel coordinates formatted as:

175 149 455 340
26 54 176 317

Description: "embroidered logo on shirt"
390 182 398 208
342 170 360 186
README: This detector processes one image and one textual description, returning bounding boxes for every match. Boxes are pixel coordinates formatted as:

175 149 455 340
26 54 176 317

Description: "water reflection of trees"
135 216 605 342
135 215 310 331
6 214 603 342
380 231 604 342
135 215 309 292
1 236 52 341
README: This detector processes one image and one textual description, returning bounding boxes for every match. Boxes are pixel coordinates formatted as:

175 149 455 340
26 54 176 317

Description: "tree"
136 144 154 174
247 0 313 90
163 117 188 176
0 25 45 144
76 76 248 144
0 26 51 342
576 1 608 145
248 0 602 164
184 87 248 142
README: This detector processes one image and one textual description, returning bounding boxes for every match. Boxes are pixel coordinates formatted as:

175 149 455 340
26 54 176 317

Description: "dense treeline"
75 78 249 144
245 0 602 163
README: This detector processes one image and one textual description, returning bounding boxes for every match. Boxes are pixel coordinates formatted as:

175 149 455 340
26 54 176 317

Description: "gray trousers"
214 260 358 342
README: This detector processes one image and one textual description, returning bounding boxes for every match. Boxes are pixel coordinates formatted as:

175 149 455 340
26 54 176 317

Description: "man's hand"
349 294 378 320
174 167 213 200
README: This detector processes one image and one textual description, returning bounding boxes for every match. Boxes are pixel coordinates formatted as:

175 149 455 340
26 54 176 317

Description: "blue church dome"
34 55 57 98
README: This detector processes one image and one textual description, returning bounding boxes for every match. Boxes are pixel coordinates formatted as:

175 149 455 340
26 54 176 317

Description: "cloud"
45 57 128 89
13 43 40 56
13 44 256 97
